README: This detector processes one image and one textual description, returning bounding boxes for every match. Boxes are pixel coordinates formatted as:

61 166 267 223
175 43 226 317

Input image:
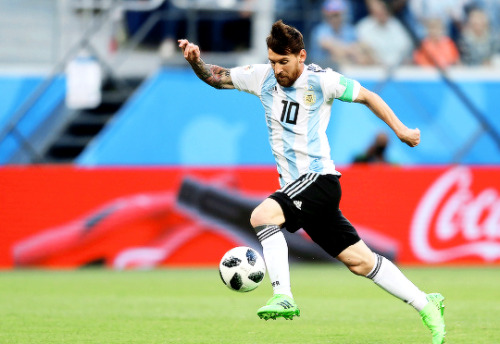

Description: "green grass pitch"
0 265 498 344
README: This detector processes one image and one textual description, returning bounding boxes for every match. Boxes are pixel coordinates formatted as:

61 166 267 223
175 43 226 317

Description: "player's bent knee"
337 240 376 276
344 258 374 276
250 198 285 228
250 207 266 228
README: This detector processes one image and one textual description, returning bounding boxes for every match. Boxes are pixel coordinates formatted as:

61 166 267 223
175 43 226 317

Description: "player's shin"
255 225 293 298
365 253 428 312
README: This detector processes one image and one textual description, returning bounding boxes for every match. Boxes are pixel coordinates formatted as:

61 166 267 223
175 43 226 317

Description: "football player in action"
178 20 446 344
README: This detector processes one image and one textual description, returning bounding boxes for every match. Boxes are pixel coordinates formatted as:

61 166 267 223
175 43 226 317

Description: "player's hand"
398 128 420 147
178 39 201 64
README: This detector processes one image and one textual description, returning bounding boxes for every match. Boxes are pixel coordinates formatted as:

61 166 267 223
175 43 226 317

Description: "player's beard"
275 68 300 87
276 75 293 87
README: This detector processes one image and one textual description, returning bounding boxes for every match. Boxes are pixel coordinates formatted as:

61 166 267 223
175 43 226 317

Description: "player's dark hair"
266 20 304 55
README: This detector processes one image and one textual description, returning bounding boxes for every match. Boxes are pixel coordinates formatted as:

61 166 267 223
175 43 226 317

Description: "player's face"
268 49 306 87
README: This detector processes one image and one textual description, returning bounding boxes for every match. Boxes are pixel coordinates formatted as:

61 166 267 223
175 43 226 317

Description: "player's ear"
299 49 306 64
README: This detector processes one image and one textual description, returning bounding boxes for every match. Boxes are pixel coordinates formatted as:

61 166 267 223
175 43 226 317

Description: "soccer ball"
219 246 266 292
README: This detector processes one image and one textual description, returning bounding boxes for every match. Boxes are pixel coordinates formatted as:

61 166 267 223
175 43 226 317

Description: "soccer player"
178 20 446 344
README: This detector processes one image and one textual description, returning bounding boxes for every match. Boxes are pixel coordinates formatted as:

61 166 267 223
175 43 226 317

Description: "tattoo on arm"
190 59 234 89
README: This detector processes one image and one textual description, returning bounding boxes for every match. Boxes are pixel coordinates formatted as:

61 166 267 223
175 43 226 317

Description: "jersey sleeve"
230 64 271 97
321 69 361 103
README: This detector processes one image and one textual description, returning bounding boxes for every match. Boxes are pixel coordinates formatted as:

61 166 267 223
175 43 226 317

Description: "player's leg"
250 198 299 320
252 173 344 320
250 198 291 297
299 173 446 343
337 240 429 309
336 241 446 344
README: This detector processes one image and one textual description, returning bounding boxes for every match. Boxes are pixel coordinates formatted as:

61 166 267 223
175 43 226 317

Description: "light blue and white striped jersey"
231 63 361 187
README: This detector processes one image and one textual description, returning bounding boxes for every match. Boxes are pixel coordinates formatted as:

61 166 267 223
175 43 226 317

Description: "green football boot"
257 294 300 320
420 293 446 344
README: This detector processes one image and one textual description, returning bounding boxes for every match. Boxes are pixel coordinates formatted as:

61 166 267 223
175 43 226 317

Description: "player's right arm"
178 39 235 90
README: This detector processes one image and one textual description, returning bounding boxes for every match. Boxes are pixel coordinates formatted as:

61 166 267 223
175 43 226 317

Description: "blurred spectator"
353 132 389 164
459 8 500 66
309 0 370 67
383 0 423 40
351 0 419 33
350 0 370 24
356 0 413 67
465 0 500 38
386 0 410 17
408 0 468 42
413 18 460 68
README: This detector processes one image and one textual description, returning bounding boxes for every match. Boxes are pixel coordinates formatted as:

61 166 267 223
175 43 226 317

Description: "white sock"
258 228 293 298
366 253 428 312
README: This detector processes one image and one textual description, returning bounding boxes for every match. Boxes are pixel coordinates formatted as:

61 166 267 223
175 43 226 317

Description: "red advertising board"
1 165 499 268
340 165 500 265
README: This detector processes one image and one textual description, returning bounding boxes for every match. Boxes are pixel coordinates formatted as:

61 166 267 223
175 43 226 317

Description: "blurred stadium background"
1 1 500 343
1 0 499 267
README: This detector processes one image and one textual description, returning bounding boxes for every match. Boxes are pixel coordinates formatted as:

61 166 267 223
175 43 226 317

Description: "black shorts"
269 173 361 258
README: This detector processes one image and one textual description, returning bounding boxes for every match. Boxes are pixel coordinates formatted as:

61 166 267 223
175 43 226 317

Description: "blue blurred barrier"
0 75 65 163
77 68 500 166
0 68 494 166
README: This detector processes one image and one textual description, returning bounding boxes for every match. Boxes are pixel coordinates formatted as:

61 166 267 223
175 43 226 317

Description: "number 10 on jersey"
281 100 299 125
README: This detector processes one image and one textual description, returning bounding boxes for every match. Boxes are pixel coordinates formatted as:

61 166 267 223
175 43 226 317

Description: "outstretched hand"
398 128 420 147
178 39 201 64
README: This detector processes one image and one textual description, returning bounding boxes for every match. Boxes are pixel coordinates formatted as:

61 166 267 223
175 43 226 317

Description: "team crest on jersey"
304 90 316 105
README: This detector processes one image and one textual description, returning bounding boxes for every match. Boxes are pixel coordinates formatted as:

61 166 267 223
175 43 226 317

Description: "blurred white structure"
0 0 274 77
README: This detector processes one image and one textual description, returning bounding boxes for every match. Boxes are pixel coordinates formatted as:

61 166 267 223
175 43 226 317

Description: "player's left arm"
354 86 420 147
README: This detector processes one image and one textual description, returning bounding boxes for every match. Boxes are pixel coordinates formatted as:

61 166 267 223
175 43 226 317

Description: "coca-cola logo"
410 167 500 263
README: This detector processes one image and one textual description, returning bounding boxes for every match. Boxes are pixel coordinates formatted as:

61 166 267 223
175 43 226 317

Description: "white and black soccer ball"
219 246 266 292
